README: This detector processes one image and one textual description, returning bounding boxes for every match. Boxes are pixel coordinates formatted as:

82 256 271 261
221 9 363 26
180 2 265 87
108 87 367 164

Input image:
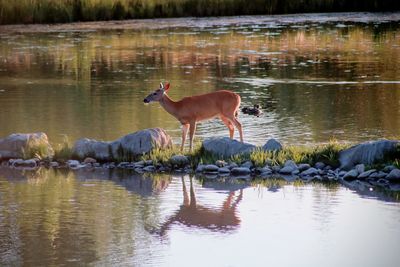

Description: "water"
1 13 400 266
0 13 399 146
0 168 399 266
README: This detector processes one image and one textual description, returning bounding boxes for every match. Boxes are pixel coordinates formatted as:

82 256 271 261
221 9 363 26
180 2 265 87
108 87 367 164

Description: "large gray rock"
202 137 256 158
73 128 172 161
386 169 400 180
339 140 399 170
262 139 283 151
0 133 54 160
73 138 111 161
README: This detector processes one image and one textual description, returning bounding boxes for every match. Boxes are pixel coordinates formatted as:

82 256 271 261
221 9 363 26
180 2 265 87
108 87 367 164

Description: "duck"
241 104 262 117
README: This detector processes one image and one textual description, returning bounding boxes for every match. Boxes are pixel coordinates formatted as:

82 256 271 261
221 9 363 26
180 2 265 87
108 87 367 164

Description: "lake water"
1 13 400 266
0 13 399 146
0 168 399 266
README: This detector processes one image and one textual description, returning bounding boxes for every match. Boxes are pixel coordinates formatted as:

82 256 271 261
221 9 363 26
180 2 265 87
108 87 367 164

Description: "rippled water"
0 13 399 146
0 167 399 266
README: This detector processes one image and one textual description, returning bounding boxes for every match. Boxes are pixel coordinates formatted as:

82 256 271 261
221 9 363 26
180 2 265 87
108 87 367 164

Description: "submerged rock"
339 140 399 170
0 132 54 160
202 137 256 157
73 128 172 161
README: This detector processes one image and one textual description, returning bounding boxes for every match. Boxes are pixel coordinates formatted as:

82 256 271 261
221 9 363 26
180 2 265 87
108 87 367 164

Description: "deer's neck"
159 93 180 120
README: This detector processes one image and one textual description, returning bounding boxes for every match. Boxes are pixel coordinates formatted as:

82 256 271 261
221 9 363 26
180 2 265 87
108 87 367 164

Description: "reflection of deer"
155 177 243 236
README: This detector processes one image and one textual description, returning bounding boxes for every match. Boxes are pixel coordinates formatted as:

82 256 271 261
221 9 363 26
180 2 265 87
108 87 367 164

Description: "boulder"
262 138 283 151
343 169 359 180
202 137 256 158
339 140 399 170
314 162 325 170
386 169 400 180
0 133 54 160
298 163 311 172
73 128 172 161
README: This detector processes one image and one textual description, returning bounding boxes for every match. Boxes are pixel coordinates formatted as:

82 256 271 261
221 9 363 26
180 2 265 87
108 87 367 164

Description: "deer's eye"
153 93 157 96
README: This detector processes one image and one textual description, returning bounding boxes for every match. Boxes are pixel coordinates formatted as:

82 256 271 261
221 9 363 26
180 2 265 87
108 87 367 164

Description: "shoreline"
1 12 399 33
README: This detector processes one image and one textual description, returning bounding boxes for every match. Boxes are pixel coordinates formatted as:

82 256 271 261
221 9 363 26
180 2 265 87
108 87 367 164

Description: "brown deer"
152 176 243 237
143 82 243 152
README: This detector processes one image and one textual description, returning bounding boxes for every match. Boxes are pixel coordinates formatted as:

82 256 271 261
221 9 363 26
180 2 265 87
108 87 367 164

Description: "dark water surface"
0 168 399 266
0 13 399 146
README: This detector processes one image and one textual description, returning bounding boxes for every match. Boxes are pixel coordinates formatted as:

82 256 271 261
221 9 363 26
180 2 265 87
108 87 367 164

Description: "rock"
73 128 172 161
83 157 97 164
67 160 80 167
279 160 298 174
134 161 145 168
369 171 387 179
271 166 281 173
301 167 319 176
339 140 399 170
338 170 347 177
386 169 400 180
202 137 256 158
231 167 251 175
284 160 297 169
203 164 219 173
50 161 59 168
218 167 231 173
170 155 189 166
10 158 37 168
0 133 54 160
343 169 359 180
196 164 205 172
314 162 325 170
72 138 111 161
279 166 295 174
298 163 310 171
228 162 238 169
111 128 172 159
145 160 153 166
376 178 390 186
262 139 283 151
358 169 376 179
383 165 396 173
143 165 156 172
259 167 272 175
215 160 227 167
355 164 365 174
241 161 253 168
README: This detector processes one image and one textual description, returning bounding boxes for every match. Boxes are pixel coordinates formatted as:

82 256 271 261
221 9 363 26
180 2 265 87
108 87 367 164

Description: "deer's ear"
164 82 170 91
159 82 164 89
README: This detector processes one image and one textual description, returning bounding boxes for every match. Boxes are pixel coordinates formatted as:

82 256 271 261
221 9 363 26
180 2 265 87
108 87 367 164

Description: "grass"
0 0 398 25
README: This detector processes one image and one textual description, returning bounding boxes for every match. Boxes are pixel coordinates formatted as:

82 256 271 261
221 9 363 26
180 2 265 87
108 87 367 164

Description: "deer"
143 82 243 152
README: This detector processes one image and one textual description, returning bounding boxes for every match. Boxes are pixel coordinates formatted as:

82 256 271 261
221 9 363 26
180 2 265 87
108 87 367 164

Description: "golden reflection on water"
1 168 400 266
0 19 399 145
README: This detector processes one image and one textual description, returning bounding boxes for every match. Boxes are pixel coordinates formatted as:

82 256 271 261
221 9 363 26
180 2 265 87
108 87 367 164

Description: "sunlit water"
0 168 399 266
0 13 399 146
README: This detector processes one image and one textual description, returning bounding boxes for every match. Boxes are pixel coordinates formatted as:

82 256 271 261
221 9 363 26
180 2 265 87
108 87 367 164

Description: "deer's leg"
220 116 235 139
189 121 197 152
181 124 189 152
227 116 244 142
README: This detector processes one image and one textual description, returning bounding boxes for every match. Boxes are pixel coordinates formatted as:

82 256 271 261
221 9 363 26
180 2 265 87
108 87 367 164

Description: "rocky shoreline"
0 128 399 191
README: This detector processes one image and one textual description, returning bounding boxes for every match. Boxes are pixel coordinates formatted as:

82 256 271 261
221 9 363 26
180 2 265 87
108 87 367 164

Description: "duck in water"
241 104 262 117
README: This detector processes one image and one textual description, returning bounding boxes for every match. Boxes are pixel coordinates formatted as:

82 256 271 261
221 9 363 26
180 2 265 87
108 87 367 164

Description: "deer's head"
143 82 170 103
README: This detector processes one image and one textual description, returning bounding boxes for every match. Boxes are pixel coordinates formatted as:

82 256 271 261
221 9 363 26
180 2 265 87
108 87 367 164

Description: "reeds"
0 0 398 25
